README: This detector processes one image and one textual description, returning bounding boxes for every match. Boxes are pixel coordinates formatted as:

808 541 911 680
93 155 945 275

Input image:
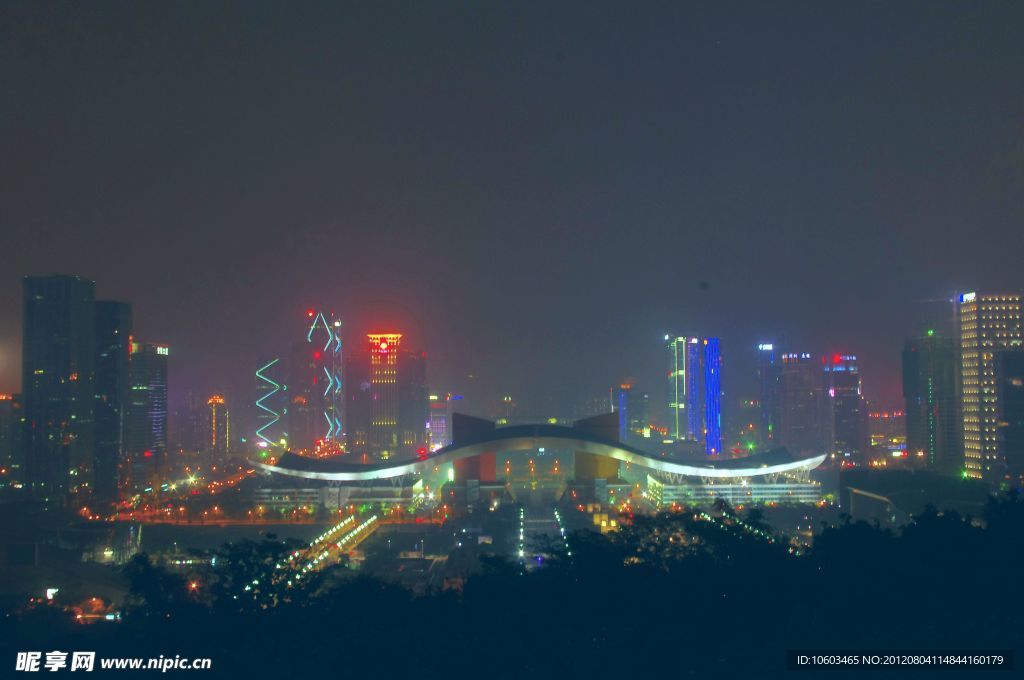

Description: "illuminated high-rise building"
756 343 781 445
664 335 722 454
206 395 229 462
344 334 427 460
703 338 722 456
903 330 959 472
22 275 96 503
823 354 866 462
612 382 649 445
125 341 168 488
287 310 344 452
254 357 286 450
666 336 701 441
777 352 828 457
428 393 453 451
93 301 132 502
957 292 1023 481
368 333 402 456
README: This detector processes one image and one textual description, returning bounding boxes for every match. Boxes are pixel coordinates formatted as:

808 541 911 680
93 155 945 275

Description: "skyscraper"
823 354 866 462
664 335 722 454
777 352 828 457
22 275 96 503
612 382 649 445
255 357 286 449
903 331 959 472
995 350 1024 483
704 338 722 456
428 393 453 451
957 292 1023 481
344 334 427 460
206 395 230 463
0 394 23 485
756 343 781 446
397 350 428 454
368 333 402 458
287 310 344 452
126 341 168 488
93 301 132 502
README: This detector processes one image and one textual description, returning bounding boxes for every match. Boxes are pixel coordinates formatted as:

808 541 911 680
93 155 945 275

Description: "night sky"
2 2 1023 421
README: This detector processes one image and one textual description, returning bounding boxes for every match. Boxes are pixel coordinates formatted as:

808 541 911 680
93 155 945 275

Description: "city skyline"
3 5 1023 676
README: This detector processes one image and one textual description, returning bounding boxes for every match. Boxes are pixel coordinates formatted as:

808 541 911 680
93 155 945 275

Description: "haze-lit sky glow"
2 2 1023 419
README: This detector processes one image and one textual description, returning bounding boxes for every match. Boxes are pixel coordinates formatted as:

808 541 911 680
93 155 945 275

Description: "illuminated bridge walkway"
255 413 826 484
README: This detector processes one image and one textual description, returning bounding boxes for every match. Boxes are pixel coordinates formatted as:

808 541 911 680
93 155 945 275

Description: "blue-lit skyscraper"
665 334 722 455
704 338 722 456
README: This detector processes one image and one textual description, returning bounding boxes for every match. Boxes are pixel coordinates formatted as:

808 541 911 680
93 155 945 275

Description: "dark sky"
2 1 1023 421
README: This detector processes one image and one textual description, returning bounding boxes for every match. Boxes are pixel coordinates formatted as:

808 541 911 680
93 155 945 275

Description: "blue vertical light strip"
704 338 722 456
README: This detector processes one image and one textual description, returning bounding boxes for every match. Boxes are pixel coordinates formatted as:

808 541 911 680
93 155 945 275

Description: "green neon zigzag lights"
255 358 281 445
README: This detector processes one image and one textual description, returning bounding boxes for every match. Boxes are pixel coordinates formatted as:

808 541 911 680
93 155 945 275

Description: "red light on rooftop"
832 353 842 365
313 351 322 360
306 309 315 318
143 451 153 458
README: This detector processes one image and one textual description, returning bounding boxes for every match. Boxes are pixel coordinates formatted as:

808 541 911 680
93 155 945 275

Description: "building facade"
126 341 169 489
777 352 828 457
902 331 959 473
756 343 781 446
22 275 97 503
344 334 428 460
665 335 722 455
823 354 867 463
957 292 1023 482
93 301 132 502
994 350 1024 484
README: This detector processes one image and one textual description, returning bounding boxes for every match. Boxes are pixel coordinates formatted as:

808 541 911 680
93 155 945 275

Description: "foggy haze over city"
3 2 1023 415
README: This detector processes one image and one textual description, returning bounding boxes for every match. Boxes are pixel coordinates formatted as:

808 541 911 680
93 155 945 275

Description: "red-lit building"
344 334 428 461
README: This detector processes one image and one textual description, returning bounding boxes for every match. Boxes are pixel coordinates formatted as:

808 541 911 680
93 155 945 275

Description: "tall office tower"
254 357 286 449
756 343 781 445
778 352 828 457
93 301 132 502
344 353 371 454
666 336 702 441
957 292 1024 481
287 310 344 452
344 334 427 460
703 338 722 456
367 333 402 457
903 330 959 472
995 351 1024 483
0 394 21 484
172 389 205 454
205 395 229 463
22 275 96 503
125 341 168 488
612 382 650 445
428 393 453 451
397 350 428 454
823 354 867 462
